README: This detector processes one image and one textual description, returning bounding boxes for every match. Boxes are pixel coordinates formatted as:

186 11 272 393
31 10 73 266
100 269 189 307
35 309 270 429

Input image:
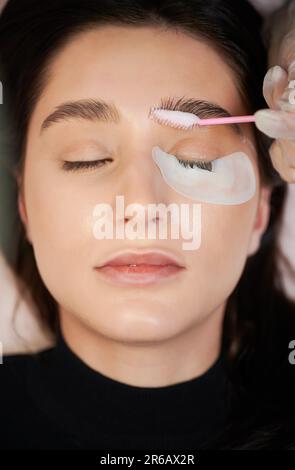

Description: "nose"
116 146 169 227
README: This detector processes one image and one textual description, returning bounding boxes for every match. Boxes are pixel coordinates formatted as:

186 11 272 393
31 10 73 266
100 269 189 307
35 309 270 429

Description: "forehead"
30 25 247 129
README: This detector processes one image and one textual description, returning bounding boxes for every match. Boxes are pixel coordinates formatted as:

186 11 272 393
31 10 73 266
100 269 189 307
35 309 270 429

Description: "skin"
18 26 271 387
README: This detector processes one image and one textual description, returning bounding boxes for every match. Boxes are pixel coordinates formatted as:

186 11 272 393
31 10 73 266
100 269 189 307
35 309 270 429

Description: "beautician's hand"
255 0 295 182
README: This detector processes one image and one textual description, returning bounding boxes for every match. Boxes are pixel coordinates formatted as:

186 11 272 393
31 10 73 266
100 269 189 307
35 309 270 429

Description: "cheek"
23 160 107 287
186 200 258 300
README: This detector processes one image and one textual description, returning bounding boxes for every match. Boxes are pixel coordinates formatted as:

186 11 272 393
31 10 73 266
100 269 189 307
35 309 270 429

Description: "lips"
94 250 185 286
99 251 184 268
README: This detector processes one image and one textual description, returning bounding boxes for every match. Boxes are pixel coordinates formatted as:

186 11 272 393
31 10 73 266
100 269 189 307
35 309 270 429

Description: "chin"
89 309 186 343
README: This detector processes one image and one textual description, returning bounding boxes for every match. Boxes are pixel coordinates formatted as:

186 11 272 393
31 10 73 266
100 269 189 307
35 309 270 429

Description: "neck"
58 304 225 388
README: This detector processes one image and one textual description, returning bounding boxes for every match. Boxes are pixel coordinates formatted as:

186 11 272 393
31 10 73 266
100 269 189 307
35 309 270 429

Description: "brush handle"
198 115 256 126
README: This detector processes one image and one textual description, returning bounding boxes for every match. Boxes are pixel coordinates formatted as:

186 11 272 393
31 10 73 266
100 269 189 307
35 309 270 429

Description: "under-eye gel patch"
152 146 256 205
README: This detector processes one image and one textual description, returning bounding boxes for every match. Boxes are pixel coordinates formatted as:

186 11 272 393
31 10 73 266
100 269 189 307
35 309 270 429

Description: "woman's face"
19 26 270 342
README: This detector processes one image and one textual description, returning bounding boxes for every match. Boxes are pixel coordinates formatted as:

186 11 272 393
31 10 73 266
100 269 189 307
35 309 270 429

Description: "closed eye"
61 156 213 173
62 158 113 172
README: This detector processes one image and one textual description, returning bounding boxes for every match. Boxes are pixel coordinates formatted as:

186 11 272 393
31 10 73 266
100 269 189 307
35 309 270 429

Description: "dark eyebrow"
40 95 242 135
40 98 121 133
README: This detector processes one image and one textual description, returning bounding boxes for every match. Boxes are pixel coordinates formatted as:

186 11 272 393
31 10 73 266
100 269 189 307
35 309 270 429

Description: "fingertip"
263 65 288 109
254 109 283 138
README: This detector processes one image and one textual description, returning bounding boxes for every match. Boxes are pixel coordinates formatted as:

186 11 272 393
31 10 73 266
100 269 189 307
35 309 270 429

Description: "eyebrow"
40 95 242 135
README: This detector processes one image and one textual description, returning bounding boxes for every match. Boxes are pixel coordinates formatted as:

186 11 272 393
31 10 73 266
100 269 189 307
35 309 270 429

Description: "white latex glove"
255 1 295 182
248 0 287 16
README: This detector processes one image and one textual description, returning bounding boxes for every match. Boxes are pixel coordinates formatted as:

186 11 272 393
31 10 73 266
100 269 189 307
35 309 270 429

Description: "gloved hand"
255 0 295 182
248 0 287 17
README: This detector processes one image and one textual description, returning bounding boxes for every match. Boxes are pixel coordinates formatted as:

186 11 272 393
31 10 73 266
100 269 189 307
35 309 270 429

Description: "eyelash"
61 156 213 172
62 158 112 172
176 158 213 172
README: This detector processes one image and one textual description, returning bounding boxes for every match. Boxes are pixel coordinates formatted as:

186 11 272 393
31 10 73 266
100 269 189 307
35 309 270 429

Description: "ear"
247 186 272 256
16 174 32 244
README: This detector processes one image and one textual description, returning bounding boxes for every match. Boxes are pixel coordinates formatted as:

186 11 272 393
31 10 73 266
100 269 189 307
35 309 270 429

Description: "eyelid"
61 151 215 173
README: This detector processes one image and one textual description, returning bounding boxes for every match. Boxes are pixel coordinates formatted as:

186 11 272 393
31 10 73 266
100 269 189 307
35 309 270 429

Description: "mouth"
94 250 186 286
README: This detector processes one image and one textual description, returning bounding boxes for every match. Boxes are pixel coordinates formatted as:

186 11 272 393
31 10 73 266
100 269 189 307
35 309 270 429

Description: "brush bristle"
149 107 198 130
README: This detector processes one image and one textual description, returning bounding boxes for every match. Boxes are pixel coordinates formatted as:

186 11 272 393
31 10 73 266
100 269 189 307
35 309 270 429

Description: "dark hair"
1 0 295 449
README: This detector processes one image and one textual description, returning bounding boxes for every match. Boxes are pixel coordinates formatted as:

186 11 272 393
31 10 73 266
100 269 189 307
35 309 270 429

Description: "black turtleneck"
0 326 231 450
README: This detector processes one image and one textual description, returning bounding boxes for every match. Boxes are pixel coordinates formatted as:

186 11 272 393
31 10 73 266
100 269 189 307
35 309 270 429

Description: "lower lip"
94 263 184 286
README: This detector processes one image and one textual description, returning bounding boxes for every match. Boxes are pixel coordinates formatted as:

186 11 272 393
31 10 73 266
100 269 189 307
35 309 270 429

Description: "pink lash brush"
149 107 256 129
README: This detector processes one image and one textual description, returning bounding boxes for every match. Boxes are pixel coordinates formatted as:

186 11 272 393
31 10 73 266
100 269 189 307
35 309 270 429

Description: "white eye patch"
152 146 256 205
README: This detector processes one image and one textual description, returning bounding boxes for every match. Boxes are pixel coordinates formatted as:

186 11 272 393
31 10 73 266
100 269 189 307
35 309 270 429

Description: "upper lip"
96 249 185 268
